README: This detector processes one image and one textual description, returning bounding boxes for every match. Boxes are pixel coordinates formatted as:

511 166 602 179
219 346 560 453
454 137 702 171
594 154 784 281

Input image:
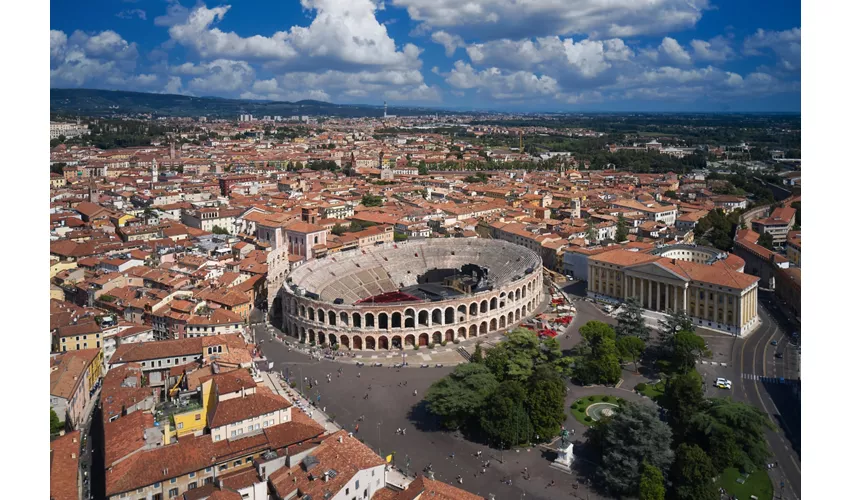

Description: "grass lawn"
717 467 774 500
569 395 623 426
636 380 666 400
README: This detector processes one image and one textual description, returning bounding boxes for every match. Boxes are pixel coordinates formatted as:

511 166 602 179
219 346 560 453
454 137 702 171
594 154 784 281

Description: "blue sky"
50 1 801 111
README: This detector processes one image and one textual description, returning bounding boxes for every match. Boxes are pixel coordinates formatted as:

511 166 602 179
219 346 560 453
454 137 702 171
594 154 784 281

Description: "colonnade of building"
588 262 759 336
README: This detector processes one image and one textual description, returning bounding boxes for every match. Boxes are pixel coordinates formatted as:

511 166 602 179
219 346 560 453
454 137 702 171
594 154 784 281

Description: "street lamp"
378 421 383 458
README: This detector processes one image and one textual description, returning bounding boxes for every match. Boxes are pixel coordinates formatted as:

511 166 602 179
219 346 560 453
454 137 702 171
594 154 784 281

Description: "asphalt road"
733 297 802 500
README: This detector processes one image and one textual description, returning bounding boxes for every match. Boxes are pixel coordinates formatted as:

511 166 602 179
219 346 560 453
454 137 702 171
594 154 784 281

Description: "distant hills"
50 88 450 118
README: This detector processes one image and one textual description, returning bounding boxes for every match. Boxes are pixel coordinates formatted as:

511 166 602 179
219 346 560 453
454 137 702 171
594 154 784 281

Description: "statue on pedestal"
554 429 574 468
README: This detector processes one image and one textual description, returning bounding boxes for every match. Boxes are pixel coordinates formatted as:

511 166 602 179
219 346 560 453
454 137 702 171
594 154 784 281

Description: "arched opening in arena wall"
433 331 442 344
445 307 455 324
341 335 350 349
392 312 402 329
365 337 376 350
419 333 429 346
404 334 415 347
445 329 454 342
353 336 363 350
379 336 389 350
378 313 389 330
431 309 442 325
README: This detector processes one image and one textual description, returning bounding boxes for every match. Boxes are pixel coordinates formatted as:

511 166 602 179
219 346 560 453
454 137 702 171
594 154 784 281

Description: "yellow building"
588 248 761 336
54 321 103 353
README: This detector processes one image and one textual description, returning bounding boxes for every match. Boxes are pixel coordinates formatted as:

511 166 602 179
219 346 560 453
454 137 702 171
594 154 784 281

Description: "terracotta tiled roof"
104 409 155 466
209 391 292 428
50 431 81 500
111 337 204 364
269 430 385 500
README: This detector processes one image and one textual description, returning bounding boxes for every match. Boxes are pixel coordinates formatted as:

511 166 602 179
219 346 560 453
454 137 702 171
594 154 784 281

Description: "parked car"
770 340 778 346
421 364 429 368
775 352 784 359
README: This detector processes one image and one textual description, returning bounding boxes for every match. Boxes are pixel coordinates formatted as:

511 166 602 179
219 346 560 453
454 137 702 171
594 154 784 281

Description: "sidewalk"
261 371 341 433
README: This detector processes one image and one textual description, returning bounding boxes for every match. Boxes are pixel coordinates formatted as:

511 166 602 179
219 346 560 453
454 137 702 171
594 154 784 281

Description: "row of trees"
424 328 571 447
581 306 774 500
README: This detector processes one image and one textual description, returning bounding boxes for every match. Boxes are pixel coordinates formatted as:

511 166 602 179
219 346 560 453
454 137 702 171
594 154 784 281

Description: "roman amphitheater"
278 239 544 351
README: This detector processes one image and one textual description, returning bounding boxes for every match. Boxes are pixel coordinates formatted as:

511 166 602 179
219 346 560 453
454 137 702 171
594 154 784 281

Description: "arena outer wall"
277 240 545 351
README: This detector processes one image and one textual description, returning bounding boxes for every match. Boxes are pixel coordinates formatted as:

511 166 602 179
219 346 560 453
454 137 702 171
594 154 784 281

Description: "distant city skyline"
50 1 801 112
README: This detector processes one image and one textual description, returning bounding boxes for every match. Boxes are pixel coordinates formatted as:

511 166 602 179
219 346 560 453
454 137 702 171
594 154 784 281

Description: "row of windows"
61 333 101 342
140 356 195 368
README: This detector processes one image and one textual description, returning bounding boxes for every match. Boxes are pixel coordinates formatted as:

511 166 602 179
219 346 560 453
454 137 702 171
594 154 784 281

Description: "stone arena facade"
278 239 545 350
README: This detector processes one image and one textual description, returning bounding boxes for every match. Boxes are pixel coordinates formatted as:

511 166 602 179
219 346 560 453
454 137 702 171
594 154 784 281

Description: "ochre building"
587 245 760 336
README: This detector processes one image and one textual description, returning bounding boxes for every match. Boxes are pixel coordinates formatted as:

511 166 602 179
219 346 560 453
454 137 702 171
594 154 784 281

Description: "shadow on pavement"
760 380 801 456
407 399 443 433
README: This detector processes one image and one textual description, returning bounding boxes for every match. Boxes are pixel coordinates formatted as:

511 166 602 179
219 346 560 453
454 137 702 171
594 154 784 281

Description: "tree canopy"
361 194 384 207
669 444 716 500
639 462 666 500
588 401 674 496
615 213 630 242
574 321 621 385
424 363 499 430
50 408 64 435
617 335 646 372
685 398 775 472
425 327 570 445
616 297 651 341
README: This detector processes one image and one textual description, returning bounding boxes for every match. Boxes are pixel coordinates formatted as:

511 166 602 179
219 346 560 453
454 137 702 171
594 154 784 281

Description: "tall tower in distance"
384 101 387 118
151 158 158 190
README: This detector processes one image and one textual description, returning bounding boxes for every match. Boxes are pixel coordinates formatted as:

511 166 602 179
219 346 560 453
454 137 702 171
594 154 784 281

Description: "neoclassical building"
278 239 545 350
587 245 760 336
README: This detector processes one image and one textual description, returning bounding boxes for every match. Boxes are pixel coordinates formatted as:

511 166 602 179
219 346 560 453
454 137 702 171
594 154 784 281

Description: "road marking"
746 308 802 477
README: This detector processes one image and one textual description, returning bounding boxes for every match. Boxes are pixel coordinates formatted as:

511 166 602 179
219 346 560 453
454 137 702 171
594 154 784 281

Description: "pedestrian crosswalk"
741 373 800 385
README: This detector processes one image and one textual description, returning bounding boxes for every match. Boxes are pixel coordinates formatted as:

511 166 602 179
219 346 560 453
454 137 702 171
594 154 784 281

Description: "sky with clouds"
49 0 801 111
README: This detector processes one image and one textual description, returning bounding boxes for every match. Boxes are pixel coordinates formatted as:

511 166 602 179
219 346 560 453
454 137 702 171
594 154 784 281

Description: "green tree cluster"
573 321 622 385
361 194 384 207
50 408 64 435
693 209 740 251
615 213 630 242
757 232 774 249
588 402 674 496
424 328 570 446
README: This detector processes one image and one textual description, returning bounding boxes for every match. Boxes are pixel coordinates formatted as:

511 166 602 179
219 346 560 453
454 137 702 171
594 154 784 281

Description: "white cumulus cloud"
392 0 710 40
